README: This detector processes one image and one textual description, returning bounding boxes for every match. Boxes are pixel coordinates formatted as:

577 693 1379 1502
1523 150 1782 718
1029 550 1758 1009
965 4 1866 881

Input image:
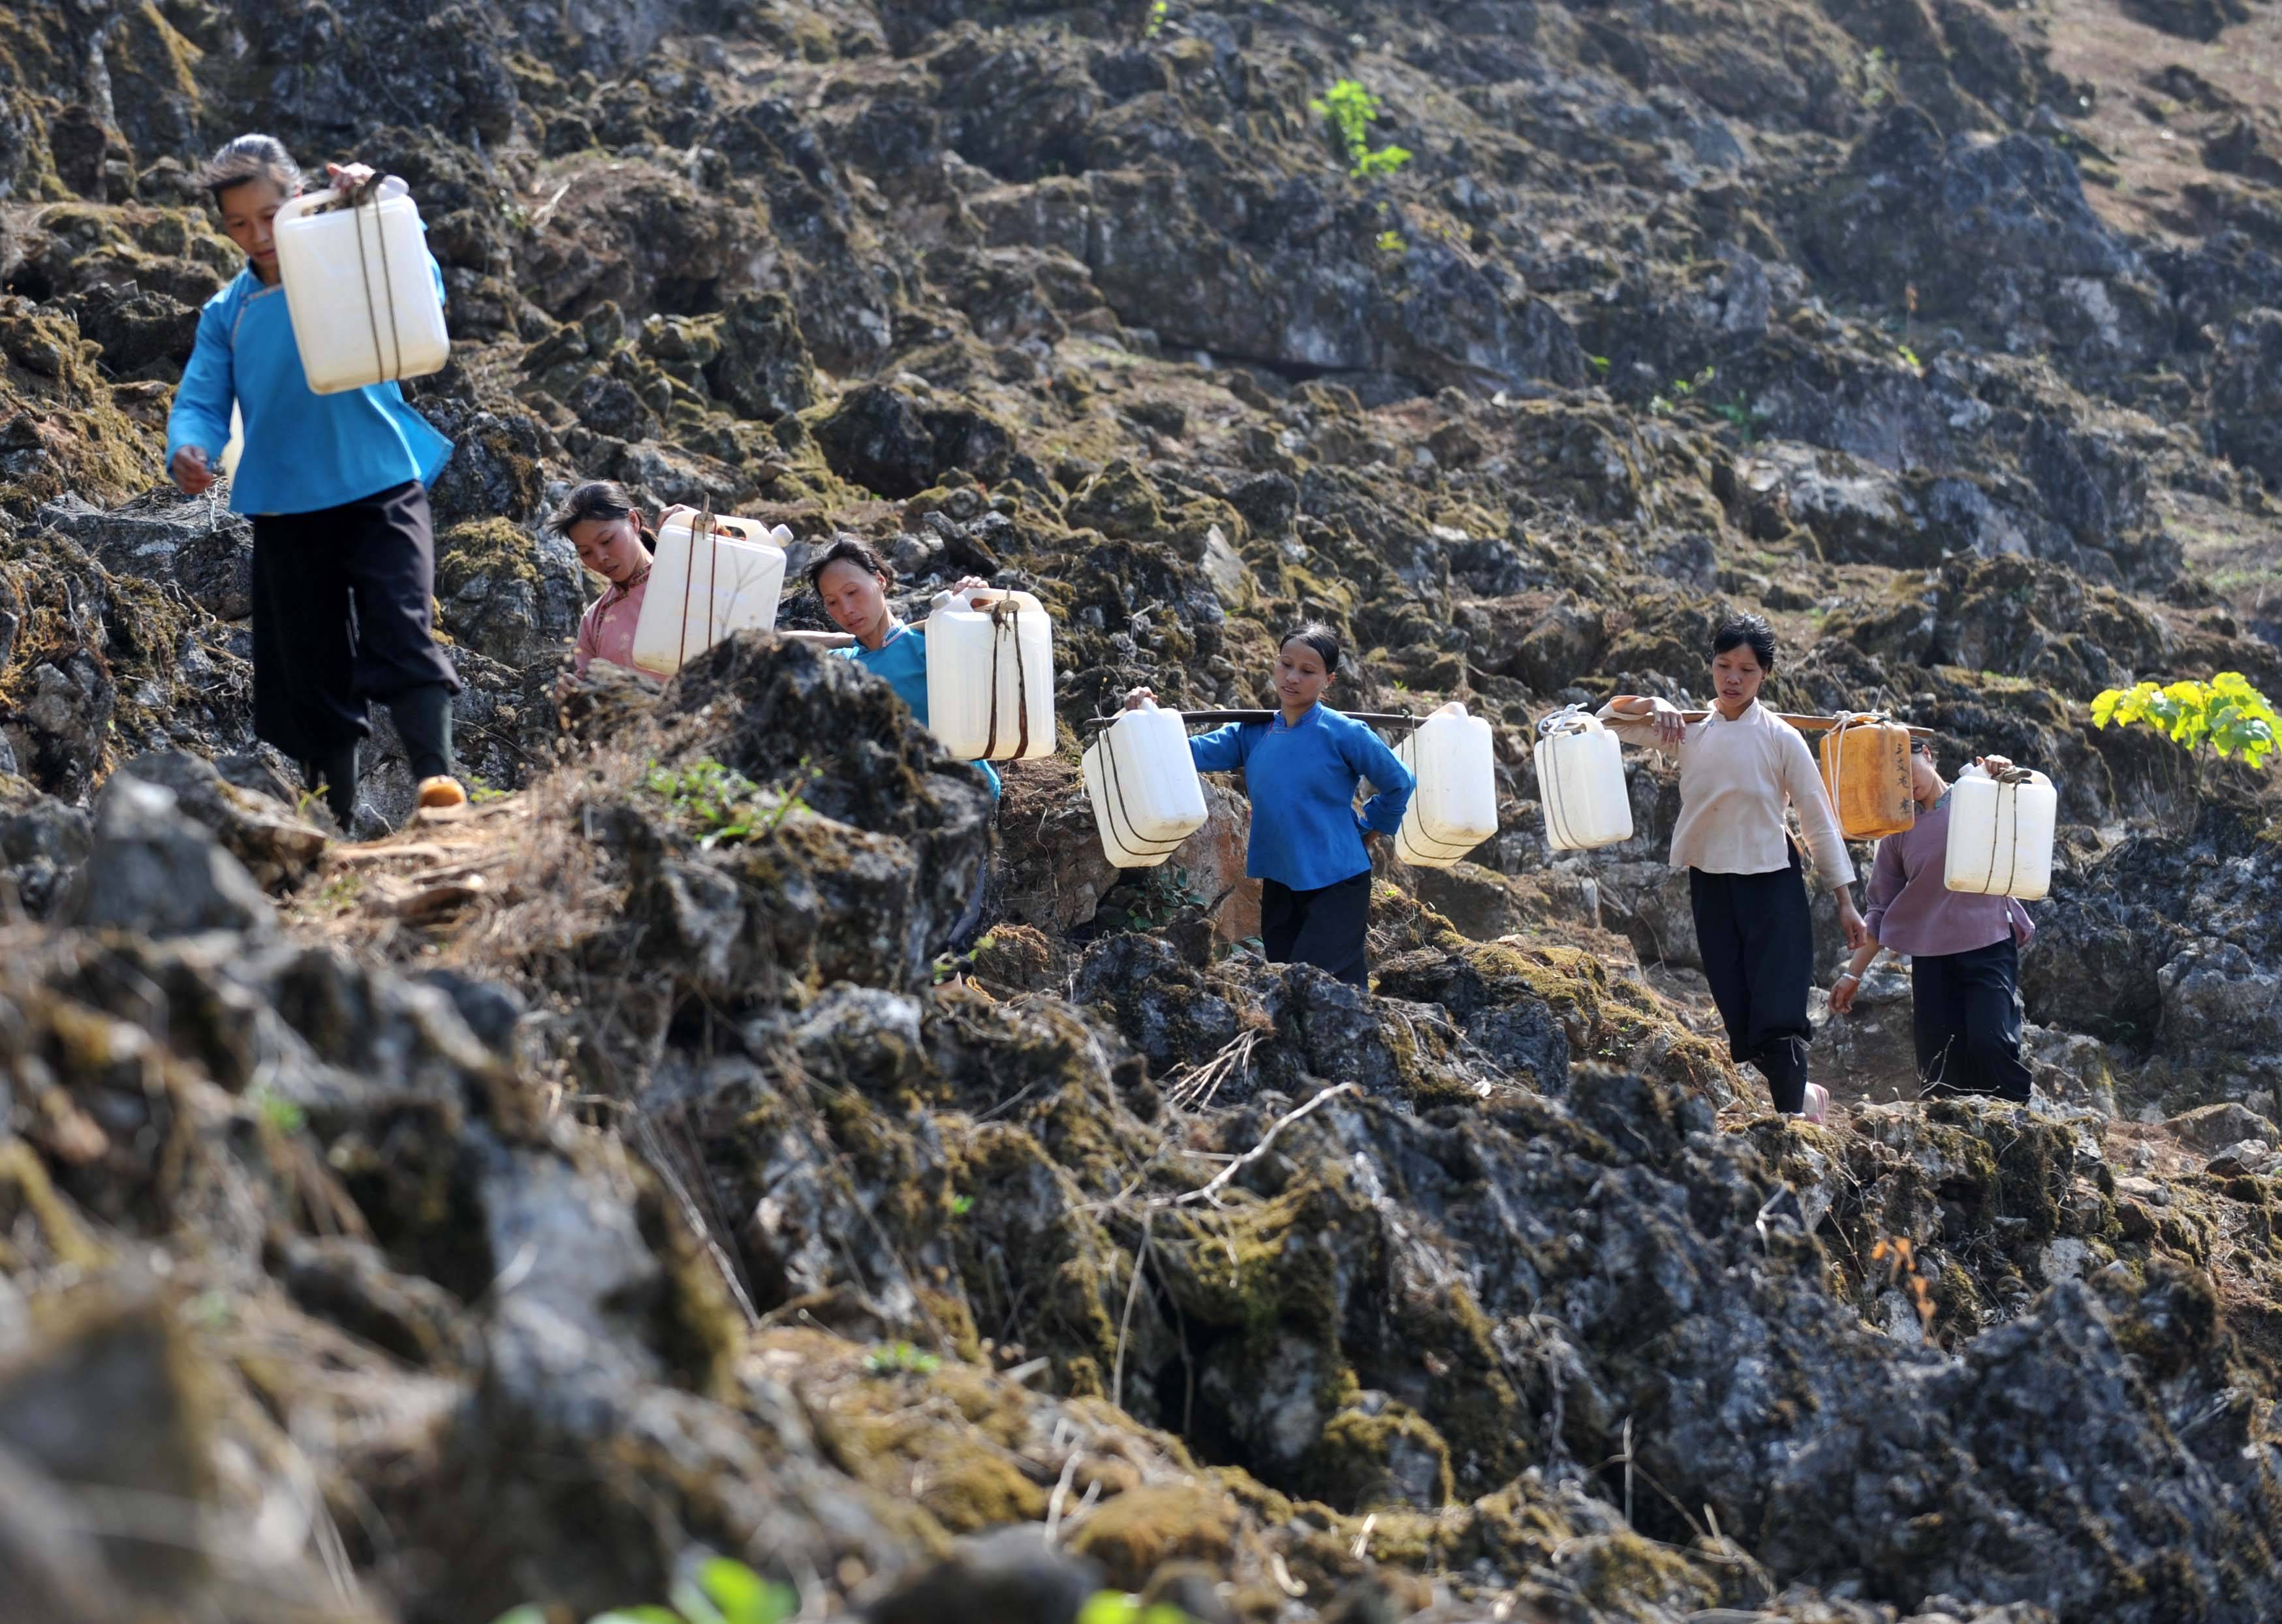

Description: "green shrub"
1312 79 1413 178
491 1557 796 1624
2093 674 2277 766
2092 673 2277 792
641 758 813 847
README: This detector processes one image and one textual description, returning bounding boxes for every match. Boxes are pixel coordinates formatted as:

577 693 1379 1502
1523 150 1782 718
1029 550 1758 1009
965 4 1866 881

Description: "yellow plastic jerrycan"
1819 712 1915 840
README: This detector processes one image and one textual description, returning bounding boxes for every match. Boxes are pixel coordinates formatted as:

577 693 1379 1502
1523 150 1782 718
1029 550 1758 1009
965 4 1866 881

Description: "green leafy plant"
1143 0 1168 38
1708 396 1766 442
1312 79 1413 178
949 1193 975 1217
1587 354 1611 372
1895 343 1922 370
864 1340 943 1377
2092 673 2278 793
1078 1593 1199 1624
1650 364 1717 416
251 1086 306 1136
490 1557 796 1624
1375 228 1407 253
642 758 812 848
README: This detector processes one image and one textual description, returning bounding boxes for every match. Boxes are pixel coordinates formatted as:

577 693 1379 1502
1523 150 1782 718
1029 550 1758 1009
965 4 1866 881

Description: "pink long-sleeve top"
574 569 649 676
1861 790 2035 957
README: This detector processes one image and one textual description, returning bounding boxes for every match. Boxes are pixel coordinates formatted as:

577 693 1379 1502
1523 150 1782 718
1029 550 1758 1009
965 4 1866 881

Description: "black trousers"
1690 843 1815 1114
1913 936 2034 1102
250 480 460 770
1261 872 1371 987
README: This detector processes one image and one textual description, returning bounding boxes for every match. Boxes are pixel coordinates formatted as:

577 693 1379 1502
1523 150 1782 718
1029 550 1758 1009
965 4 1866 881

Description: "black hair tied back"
806 535 894 594
200 133 304 206
1279 621 1343 673
1710 612 1778 673
544 480 656 552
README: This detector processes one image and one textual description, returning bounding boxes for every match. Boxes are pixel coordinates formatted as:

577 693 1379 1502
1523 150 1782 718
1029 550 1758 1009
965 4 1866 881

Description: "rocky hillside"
3 0 2282 1620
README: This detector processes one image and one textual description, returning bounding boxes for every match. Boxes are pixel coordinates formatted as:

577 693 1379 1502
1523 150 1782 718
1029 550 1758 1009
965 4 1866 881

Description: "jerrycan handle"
274 175 409 225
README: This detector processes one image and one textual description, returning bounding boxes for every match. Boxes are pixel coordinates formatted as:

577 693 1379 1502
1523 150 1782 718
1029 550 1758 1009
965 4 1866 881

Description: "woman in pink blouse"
1828 738 2036 1101
548 481 686 678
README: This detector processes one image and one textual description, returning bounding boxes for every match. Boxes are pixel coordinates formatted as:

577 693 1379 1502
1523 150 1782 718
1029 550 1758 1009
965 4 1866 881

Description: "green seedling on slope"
1313 79 1413 178
491 1556 796 1624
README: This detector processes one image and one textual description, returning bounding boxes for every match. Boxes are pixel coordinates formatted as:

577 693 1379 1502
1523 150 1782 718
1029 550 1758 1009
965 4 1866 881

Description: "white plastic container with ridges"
1084 700 1208 868
1533 706 1633 851
925 588 1055 761
221 402 244 482
631 513 791 676
1392 701 1498 867
272 178 450 395
1944 763 2056 900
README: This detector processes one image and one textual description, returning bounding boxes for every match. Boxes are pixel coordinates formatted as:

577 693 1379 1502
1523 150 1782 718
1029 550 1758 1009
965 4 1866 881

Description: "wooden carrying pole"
1083 708 1428 734
1087 706 1934 737
1606 698 1933 738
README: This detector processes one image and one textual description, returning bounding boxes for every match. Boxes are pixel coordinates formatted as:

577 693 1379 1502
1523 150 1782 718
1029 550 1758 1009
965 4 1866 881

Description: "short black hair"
200 133 303 207
807 535 892 593
545 480 654 552
1278 621 1342 673
1711 612 1777 672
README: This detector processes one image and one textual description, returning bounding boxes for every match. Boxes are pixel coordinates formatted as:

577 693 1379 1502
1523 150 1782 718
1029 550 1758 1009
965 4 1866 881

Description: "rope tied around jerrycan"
674 509 723 670
1535 702 1598 851
981 595 1031 761
1976 763 2041 897
1824 709 1912 837
335 169 405 386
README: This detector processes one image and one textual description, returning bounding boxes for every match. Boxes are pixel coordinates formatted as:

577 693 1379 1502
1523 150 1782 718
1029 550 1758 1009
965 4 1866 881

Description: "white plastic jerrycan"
1533 704 1633 851
220 401 244 483
631 512 792 676
272 176 450 395
1392 701 1499 868
1944 762 2057 901
1083 700 1208 869
925 587 1055 761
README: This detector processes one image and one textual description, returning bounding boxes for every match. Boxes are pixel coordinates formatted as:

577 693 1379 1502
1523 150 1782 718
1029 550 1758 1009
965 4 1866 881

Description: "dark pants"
1913 936 2033 1102
251 480 460 811
1690 843 1815 1114
1262 872 1371 987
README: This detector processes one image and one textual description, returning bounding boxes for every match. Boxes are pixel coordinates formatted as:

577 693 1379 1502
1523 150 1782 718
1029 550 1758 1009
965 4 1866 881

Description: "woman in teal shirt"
802 539 1001 798
166 133 463 824
1125 624 1413 986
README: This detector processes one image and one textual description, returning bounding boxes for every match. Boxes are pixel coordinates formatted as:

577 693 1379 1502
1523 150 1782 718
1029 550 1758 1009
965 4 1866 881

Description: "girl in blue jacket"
166 134 463 825
1125 623 1414 986
798 537 1001 798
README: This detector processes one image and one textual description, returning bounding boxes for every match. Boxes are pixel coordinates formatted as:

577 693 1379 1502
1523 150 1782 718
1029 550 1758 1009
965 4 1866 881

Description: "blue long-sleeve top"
1189 703 1414 890
831 622 1002 798
165 258 454 516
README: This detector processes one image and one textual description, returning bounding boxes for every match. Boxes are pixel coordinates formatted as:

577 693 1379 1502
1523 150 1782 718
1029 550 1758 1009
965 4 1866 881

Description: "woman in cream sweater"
1599 614 1868 1121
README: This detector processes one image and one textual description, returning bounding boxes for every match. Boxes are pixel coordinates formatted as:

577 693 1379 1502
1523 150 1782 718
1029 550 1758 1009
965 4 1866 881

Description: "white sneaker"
1803 1082 1830 1124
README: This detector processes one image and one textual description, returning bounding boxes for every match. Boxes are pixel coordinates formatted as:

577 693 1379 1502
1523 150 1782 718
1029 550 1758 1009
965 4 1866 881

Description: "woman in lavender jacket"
1827 737 2036 1101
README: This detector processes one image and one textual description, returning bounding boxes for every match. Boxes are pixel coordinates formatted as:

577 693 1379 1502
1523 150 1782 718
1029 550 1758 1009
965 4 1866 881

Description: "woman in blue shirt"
797 538 1001 798
1125 624 1414 986
166 134 463 825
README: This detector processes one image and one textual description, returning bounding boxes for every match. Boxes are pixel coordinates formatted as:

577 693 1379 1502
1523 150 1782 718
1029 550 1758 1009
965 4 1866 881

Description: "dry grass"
283 732 653 976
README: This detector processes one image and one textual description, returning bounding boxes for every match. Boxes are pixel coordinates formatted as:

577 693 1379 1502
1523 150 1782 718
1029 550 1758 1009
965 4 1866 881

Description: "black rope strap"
1089 721 1187 861
341 173 405 384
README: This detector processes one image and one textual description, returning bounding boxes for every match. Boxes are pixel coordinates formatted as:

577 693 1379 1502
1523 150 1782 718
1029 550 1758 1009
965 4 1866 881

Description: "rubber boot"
392 684 466 809
303 741 359 829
